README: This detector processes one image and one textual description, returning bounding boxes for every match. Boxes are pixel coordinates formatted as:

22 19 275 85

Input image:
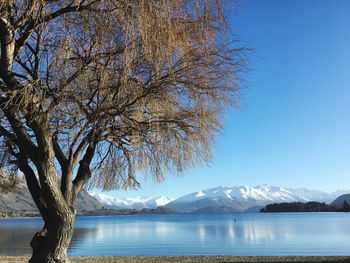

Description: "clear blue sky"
97 0 350 199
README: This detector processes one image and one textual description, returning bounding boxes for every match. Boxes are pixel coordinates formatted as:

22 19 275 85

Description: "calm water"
1 213 350 256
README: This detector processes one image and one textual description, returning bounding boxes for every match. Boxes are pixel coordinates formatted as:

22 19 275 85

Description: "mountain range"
165 185 350 213
92 185 350 213
1 184 349 216
90 193 173 210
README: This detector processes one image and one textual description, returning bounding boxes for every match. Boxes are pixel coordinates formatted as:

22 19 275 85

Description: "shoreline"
1 256 350 263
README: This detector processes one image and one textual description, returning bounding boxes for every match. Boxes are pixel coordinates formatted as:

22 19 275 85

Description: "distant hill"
260 202 334 213
331 193 350 206
191 206 240 214
0 183 37 213
0 182 105 216
139 206 180 214
75 189 107 211
81 206 181 216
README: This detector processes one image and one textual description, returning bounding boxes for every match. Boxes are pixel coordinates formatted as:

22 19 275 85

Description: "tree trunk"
29 211 75 263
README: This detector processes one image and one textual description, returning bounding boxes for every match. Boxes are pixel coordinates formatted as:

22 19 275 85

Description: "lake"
1 213 350 256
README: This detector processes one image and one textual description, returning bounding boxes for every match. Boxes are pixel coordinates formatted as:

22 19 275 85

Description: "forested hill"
331 194 350 206
260 201 350 213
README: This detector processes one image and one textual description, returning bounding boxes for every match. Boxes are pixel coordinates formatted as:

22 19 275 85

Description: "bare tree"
0 170 18 193
0 0 248 262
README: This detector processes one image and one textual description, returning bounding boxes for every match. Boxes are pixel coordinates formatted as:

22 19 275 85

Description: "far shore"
1 256 350 263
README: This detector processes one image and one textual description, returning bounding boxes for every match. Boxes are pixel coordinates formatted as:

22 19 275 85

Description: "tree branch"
14 0 103 58
0 123 16 140
0 16 15 83
72 142 96 201
70 130 93 168
0 99 39 164
18 158 48 221
52 133 67 168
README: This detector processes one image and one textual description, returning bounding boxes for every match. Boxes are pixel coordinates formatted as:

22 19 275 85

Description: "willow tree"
0 0 248 262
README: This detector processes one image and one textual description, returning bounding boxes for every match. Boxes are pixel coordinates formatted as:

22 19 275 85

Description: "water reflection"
0 218 41 256
0 218 97 256
2 213 350 256
87 220 176 240
0 227 34 256
190 214 330 246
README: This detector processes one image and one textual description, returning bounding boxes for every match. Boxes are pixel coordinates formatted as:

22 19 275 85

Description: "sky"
96 0 350 199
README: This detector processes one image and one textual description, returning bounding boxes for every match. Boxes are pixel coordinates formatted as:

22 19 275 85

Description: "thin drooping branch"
15 57 35 78
14 0 104 58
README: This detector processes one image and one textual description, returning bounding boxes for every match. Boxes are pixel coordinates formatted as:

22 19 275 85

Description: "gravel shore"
1 256 350 263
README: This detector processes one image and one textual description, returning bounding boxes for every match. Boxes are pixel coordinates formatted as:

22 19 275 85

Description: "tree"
0 0 248 262
0 169 18 193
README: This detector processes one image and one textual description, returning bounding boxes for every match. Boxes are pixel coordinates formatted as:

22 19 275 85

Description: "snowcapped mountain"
166 185 350 213
90 185 350 213
284 187 348 203
90 193 173 210
173 185 304 203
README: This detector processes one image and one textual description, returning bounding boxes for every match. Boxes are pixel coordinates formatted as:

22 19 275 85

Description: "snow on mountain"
153 196 175 207
172 185 306 204
90 185 350 213
283 187 347 203
166 185 350 212
90 193 173 210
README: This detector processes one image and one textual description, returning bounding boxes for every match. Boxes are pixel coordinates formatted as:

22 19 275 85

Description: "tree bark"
25 135 77 263
29 211 75 263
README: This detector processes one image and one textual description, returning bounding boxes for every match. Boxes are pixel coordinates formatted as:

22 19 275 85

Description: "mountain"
4 183 347 216
0 182 105 215
90 193 173 210
330 193 350 206
166 185 350 213
0 182 37 213
284 188 348 203
166 185 303 212
74 189 107 211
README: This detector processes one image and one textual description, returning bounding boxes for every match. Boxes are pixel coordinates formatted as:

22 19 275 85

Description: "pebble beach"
1 256 350 263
